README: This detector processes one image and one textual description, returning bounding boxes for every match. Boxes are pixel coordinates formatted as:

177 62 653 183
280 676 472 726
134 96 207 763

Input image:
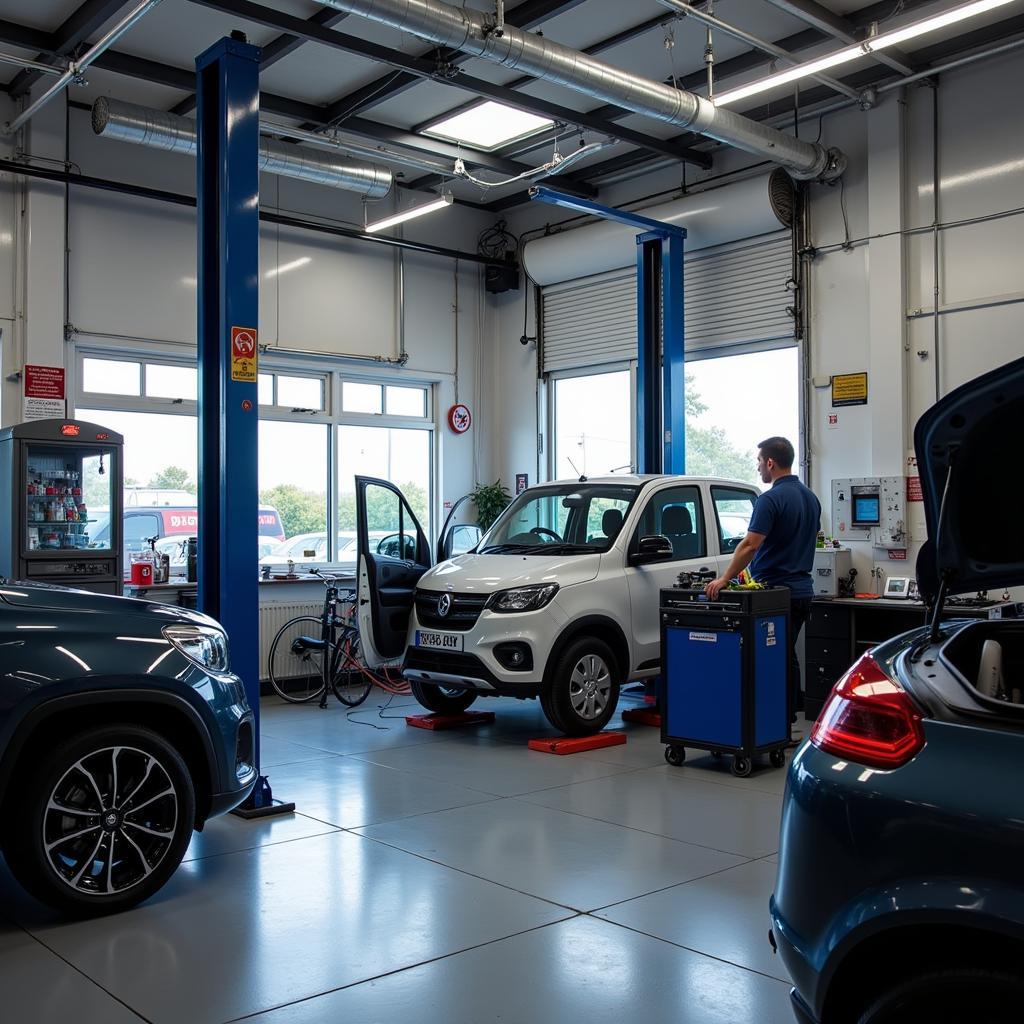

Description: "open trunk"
929 621 1024 725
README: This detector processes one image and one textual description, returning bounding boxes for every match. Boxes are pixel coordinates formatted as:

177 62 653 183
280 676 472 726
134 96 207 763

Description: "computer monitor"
852 494 880 527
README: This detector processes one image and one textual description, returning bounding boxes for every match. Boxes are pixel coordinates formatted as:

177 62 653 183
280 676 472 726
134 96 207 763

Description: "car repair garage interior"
0 0 1022 1021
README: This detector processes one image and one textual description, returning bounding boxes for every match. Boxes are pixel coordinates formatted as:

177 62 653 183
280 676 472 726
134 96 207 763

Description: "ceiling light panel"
424 100 554 151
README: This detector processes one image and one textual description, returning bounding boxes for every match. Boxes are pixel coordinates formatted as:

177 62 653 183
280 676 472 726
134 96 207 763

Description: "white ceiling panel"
258 41 387 107
0 0 80 32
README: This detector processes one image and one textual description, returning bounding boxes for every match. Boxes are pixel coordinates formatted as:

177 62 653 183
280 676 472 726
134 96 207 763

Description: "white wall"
0 92 496 518
491 45 1024 588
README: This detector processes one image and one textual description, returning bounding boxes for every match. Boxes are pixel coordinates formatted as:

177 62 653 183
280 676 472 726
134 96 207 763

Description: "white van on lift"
355 473 761 735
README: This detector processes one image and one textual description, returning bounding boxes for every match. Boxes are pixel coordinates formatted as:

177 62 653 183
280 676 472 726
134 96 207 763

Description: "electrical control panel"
831 476 906 549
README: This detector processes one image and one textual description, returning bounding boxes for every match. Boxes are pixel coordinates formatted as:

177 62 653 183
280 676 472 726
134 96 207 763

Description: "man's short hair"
758 436 795 469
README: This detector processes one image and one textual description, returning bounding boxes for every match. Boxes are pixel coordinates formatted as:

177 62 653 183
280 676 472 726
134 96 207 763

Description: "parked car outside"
354 474 760 735
0 580 256 915
770 354 1024 1023
91 504 286 572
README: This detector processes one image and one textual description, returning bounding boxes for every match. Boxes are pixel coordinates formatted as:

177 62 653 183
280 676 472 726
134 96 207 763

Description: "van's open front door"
355 476 431 668
436 493 482 564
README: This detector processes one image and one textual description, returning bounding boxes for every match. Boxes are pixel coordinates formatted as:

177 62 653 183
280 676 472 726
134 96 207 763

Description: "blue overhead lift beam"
529 186 687 475
196 35 292 818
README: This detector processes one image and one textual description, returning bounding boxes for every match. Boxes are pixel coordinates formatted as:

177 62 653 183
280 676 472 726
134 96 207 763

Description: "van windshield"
480 484 638 555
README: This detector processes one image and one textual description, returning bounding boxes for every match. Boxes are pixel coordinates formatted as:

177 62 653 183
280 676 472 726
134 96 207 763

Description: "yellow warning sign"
231 326 258 383
832 372 868 407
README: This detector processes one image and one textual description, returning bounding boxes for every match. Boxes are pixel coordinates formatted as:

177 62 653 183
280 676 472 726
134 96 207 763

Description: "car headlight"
162 624 230 673
487 583 559 613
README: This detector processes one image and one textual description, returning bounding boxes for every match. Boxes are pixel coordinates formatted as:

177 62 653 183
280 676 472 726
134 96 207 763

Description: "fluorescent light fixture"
425 100 553 150
714 0 1017 106
365 193 453 234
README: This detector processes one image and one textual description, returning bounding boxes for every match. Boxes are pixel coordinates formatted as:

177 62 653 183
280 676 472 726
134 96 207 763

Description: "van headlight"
487 583 559 613
162 624 230 673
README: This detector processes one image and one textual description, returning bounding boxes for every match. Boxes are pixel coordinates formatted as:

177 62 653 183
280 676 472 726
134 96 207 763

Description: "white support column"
1 94 68 426
866 92 908 477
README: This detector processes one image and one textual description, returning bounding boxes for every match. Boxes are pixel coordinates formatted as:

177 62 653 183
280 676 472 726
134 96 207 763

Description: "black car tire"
6 724 196 916
856 967 1024 1024
410 679 476 715
544 637 620 736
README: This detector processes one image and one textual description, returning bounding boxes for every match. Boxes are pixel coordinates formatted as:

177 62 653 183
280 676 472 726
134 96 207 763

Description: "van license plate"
415 630 463 652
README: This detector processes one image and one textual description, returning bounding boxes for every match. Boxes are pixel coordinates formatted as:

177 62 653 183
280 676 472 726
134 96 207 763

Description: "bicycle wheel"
267 616 329 703
330 628 374 708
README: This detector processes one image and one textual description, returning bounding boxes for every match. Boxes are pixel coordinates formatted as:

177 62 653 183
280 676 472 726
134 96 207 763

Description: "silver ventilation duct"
316 0 846 181
92 97 393 199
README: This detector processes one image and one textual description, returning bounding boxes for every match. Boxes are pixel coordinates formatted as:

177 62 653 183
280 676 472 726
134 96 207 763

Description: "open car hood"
914 354 1024 602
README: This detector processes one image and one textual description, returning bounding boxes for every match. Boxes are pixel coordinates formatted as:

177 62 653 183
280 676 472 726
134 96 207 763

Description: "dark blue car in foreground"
771 354 1024 1023
0 582 255 915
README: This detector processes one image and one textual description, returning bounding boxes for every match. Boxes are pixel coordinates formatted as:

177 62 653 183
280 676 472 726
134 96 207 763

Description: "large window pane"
685 347 799 487
146 363 197 401
258 374 273 405
77 408 198 569
277 375 324 410
342 382 382 414
82 358 140 396
259 421 328 564
553 370 630 479
338 425 431 541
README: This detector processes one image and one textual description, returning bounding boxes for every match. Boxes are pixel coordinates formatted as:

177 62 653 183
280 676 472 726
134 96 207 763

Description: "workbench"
805 596 1020 717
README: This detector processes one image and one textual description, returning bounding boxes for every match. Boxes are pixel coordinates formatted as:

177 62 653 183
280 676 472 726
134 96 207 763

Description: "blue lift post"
196 35 293 818
528 186 687 474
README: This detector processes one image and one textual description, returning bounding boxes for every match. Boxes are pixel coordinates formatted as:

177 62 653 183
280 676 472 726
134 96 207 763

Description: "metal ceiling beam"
187 0 709 166
9 0 136 98
170 9 350 116
761 0 916 77
313 0 585 126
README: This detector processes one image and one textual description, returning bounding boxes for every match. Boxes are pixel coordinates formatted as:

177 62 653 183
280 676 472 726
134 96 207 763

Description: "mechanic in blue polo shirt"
705 436 821 717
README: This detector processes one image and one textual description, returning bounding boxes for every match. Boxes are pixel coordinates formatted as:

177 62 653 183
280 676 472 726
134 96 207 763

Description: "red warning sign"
231 326 257 383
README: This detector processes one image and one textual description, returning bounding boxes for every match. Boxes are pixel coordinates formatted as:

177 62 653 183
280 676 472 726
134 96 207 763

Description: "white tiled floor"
0 693 807 1023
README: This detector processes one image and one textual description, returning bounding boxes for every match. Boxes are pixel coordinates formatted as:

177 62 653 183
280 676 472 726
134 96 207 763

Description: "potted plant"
470 479 512 531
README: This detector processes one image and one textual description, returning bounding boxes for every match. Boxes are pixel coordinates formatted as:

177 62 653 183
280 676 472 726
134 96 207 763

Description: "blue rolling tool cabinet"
660 586 791 777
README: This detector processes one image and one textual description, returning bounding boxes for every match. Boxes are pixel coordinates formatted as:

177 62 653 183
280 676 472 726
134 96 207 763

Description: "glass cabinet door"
24 444 115 553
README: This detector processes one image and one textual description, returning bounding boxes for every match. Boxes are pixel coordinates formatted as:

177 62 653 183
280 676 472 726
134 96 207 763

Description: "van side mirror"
629 534 674 566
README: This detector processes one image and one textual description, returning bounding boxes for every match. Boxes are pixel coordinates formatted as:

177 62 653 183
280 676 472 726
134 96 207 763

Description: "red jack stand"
406 711 496 731
528 732 627 755
622 708 662 727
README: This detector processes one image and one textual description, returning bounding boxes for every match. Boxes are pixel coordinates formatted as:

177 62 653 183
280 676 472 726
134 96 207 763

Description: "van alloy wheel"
568 654 612 720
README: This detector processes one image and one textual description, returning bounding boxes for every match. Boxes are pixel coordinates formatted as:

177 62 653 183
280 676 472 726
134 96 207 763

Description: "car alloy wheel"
43 744 179 898
568 653 612 721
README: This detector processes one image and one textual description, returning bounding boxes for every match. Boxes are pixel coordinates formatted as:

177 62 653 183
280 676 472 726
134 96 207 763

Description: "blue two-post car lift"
195 35 292 817
529 186 687 475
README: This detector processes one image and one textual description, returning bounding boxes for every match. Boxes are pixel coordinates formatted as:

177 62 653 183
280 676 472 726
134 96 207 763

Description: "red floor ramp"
621 708 662 727
528 732 627 755
405 711 496 730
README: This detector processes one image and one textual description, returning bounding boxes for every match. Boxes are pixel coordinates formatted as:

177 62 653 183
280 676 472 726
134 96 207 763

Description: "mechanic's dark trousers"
789 597 813 721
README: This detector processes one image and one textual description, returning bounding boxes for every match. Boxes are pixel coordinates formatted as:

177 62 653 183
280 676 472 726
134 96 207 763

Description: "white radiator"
259 602 322 680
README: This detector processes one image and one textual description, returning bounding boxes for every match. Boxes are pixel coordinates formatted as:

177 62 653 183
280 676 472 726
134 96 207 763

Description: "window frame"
710 485 760 556
628 483 707 561
70 343 437 567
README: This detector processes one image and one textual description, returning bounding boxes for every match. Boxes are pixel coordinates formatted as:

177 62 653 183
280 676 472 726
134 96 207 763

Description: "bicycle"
266 569 374 708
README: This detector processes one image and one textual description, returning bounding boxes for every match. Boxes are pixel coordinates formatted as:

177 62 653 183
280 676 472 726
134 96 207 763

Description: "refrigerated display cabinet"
0 419 124 594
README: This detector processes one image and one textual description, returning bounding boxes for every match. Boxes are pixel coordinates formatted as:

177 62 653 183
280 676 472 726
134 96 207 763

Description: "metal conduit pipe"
0 53 66 77
92 97 393 198
657 0 861 102
5 0 163 136
316 0 846 180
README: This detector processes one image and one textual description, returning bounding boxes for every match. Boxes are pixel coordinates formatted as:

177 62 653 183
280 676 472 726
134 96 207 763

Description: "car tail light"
810 653 925 769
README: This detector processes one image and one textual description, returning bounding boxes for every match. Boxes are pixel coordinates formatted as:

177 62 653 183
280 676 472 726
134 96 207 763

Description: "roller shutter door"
541 231 794 374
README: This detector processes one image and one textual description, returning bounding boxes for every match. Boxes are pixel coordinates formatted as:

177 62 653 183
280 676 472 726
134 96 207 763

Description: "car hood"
0 580 222 629
417 552 602 594
914 353 1024 601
